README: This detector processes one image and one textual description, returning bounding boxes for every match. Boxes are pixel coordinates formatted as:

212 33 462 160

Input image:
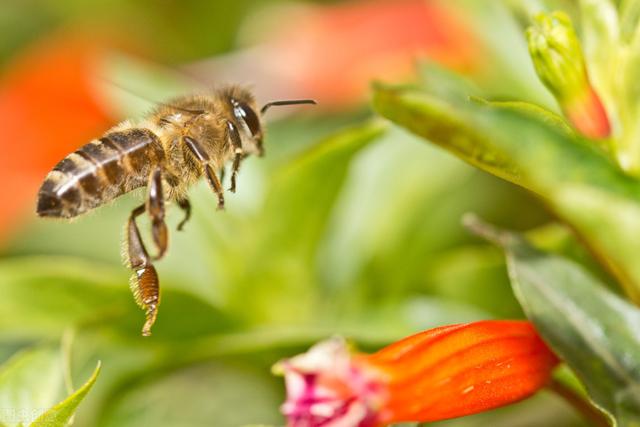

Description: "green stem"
548 378 610 427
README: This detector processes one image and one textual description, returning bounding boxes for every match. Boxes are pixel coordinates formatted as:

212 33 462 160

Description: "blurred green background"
0 0 590 426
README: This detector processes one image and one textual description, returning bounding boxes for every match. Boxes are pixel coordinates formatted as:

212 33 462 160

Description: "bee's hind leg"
126 204 160 337
176 198 191 231
147 167 168 259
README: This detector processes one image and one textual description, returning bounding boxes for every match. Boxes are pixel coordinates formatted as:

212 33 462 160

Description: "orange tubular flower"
275 320 558 427
562 86 611 140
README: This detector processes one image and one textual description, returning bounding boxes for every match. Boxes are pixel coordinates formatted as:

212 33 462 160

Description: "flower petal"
277 321 558 427
368 320 559 424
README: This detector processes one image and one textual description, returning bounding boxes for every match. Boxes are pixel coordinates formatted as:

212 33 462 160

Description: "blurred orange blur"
262 0 479 107
0 33 115 244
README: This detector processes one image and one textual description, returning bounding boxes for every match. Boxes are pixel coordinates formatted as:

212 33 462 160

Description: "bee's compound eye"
233 101 261 137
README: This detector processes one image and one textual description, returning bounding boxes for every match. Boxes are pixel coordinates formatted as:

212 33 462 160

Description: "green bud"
527 12 611 139
526 11 588 105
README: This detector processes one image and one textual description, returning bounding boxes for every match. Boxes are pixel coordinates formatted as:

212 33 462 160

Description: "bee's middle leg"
204 165 225 210
147 167 168 260
219 167 226 187
176 198 191 231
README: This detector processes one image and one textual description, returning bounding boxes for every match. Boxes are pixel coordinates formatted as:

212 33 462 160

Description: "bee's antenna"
260 99 317 115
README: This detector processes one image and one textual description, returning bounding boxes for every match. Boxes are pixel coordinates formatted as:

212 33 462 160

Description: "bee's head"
230 97 264 152
223 86 316 156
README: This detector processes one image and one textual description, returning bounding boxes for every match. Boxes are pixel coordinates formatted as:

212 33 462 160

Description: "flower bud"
275 321 559 426
527 12 611 139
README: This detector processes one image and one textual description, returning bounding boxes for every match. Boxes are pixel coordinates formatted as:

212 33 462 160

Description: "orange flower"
562 86 611 140
275 320 558 427
0 32 115 243
258 0 480 108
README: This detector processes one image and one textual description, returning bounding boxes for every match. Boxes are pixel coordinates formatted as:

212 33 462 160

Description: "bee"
36 85 315 336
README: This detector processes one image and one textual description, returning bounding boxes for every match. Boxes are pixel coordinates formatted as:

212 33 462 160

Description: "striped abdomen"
37 128 165 218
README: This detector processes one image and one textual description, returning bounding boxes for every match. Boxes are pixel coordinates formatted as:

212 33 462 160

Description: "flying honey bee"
36 86 315 336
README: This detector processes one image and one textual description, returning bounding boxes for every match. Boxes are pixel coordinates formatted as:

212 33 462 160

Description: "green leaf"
618 0 640 42
98 51 194 119
262 119 388 259
616 386 640 427
30 361 101 427
611 16 640 176
98 361 281 427
426 245 522 319
326 127 550 302
469 96 573 136
550 185 640 302
0 257 127 338
0 256 236 340
372 84 522 186
221 120 388 322
0 346 63 427
579 0 619 110
466 216 640 425
373 84 633 198
374 83 640 302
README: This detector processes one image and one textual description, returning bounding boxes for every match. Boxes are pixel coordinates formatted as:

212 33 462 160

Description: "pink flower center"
278 338 387 427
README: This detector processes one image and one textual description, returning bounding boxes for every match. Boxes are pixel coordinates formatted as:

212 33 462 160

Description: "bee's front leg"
126 204 160 337
225 121 244 193
183 135 225 209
